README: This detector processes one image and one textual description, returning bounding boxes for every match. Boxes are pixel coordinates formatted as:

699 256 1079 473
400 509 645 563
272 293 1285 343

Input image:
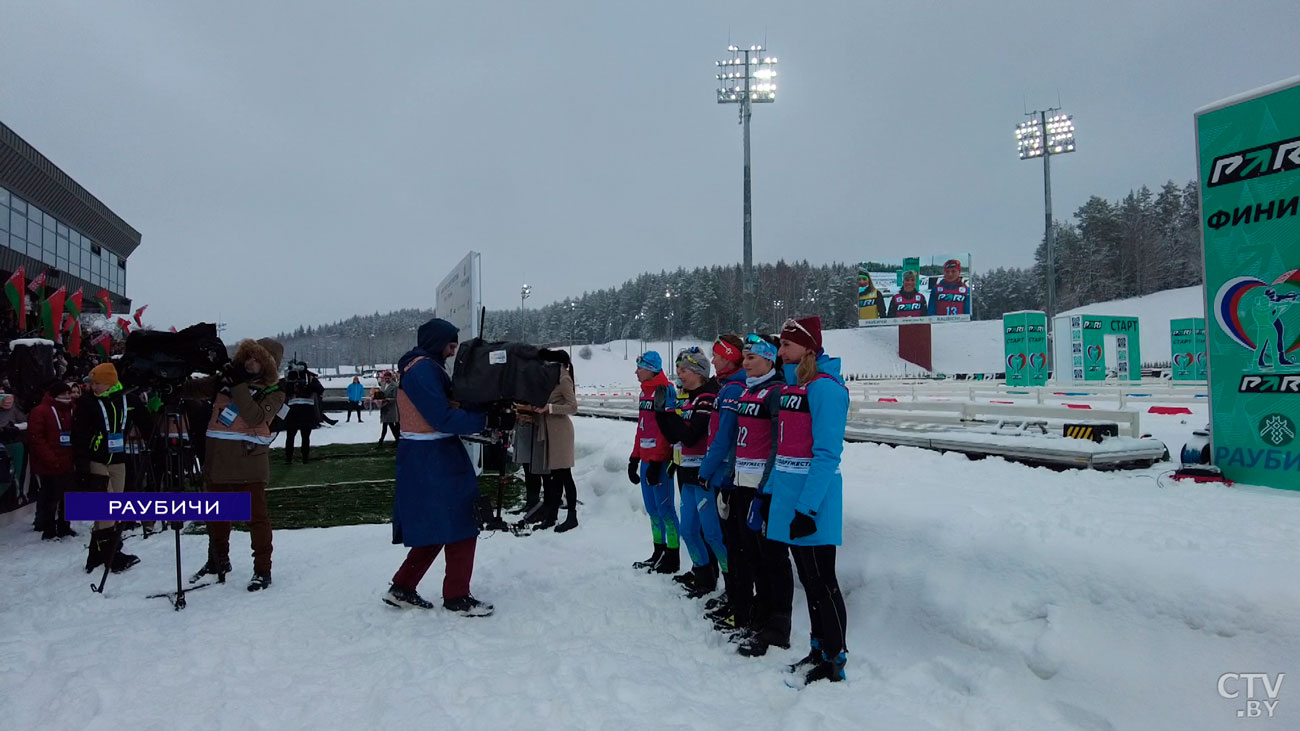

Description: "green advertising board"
1056 314 1142 382
1196 76 1300 490
1170 317 1207 381
1004 311 1049 386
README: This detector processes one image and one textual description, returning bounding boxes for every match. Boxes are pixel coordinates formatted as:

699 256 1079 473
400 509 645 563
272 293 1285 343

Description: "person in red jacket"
627 351 680 574
29 381 78 541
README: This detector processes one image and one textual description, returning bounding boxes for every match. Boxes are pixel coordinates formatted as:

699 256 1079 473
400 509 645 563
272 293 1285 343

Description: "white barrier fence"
578 395 1145 438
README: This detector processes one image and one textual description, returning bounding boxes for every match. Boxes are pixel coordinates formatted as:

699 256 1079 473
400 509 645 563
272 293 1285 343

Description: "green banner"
1003 312 1028 386
1060 314 1142 382
1004 311 1048 386
1170 317 1206 381
1196 77 1300 490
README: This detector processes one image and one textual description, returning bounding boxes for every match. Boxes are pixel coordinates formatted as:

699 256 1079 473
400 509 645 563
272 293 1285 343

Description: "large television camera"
452 338 562 444
117 323 229 393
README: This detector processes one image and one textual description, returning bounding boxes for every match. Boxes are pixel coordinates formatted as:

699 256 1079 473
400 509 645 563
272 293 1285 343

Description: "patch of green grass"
189 442 527 531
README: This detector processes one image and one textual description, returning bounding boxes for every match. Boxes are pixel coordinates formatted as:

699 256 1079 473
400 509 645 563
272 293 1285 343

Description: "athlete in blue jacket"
766 316 850 685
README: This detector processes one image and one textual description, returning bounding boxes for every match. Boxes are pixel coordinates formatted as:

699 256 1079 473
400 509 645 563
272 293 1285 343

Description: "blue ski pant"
639 461 678 548
680 482 728 571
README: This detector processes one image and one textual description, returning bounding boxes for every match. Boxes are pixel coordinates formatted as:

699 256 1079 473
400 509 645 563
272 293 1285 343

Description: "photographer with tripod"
186 338 286 591
74 364 142 574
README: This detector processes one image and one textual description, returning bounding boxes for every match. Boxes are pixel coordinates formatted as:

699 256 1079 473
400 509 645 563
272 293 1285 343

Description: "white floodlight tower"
1015 109 1076 326
717 44 778 332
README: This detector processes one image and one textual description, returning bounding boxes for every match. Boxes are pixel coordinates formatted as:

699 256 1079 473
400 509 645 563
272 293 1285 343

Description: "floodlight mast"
1015 108 1076 339
717 45 778 331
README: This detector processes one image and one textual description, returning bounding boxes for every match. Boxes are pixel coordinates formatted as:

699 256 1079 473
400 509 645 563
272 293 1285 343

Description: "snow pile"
2 417 1297 728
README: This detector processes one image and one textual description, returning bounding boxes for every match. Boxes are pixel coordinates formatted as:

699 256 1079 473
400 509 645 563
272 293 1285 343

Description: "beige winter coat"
541 370 578 469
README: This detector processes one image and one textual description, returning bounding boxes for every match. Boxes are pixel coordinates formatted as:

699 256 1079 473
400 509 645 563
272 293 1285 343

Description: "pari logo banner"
1197 76 1300 490
1170 317 1207 381
857 254 973 327
1057 314 1142 383
1002 311 1047 386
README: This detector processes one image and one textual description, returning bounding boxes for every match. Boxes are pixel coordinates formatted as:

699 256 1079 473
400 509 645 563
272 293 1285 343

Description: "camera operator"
383 317 509 616
282 362 323 464
73 364 141 574
185 338 285 591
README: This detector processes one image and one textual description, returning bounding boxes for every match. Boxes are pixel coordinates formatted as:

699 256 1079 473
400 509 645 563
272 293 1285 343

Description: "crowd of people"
627 316 851 686
4 311 847 685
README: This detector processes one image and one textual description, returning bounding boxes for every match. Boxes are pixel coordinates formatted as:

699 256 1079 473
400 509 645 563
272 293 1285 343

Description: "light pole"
772 298 784 331
1015 109 1076 326
568 300 578 357
520 284 531 340
664 289 676 359
717 44 777 333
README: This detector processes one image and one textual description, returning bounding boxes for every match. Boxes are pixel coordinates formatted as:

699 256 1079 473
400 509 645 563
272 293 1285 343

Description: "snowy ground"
3 417 1297 729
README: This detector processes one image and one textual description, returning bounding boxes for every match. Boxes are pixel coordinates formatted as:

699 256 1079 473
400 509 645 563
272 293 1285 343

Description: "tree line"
276 177 1204 367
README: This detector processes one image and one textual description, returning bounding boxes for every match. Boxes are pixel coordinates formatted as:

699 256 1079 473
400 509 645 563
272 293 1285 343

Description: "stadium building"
1 120 137 332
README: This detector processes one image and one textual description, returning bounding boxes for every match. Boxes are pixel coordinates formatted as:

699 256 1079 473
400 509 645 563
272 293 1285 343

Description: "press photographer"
383 317 511 616
184 338 285 591
280 361 323 464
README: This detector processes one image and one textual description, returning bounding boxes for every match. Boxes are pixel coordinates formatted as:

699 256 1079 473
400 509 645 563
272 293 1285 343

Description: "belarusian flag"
28 271 46 296
4 267 25 331
133 304 148 327
93 332 113 360
67 287 84 319
66 317 82 356
116 317 131 334
41 286 67 341
96 289 111 317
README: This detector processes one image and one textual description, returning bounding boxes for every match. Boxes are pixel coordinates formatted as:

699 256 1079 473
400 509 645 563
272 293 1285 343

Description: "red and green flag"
65 316 82 356
4 267 25 331
133 304 148 327
116 317 132 334
41 286 67 341
28 271 46 297
92 332 113 359
96 288 112 317
67 287 84 319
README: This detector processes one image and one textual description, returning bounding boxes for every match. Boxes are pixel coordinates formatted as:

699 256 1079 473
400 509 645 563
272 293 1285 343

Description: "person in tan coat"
186 338 286 591
522 350 579 532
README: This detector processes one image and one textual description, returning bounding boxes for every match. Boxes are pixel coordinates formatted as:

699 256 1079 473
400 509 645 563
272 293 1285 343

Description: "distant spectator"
28 381 77 540
377 371 400 447
346 376 365 423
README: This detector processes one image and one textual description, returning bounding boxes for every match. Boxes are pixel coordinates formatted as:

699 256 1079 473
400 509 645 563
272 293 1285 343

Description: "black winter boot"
799 650 847 685
84 528 114 573
191 556 233 584
685 565 718 599
654 545 680 574
554 510 578 533
633 543 664 570
109 529 140 573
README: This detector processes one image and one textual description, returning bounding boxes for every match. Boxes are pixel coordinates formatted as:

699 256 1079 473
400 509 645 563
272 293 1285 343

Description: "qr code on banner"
1072 343 1082 354
1071 317 1081 328
1073 369 1084 379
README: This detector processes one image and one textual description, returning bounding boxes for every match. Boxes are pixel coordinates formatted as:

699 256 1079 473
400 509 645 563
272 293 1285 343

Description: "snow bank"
3 417 1296 729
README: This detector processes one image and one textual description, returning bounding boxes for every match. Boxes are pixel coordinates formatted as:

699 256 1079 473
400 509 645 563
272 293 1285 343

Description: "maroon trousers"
391 537 477 599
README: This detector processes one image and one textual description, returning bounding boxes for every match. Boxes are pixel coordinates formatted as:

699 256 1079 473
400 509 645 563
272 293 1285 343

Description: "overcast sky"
1 1 1295 341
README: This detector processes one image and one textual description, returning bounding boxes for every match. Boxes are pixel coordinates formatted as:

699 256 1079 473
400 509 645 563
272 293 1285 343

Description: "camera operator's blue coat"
392 320 487 548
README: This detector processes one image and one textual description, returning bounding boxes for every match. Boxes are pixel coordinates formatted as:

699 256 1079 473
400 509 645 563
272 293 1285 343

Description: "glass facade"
0 184 127 296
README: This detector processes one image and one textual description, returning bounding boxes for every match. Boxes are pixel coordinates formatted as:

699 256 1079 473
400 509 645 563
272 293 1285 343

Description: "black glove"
790 511 817 539
652 385 669 412
627 457 641 485
666 462 678 482
646 461 664 486
760 494 772 522
486 409 515 431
